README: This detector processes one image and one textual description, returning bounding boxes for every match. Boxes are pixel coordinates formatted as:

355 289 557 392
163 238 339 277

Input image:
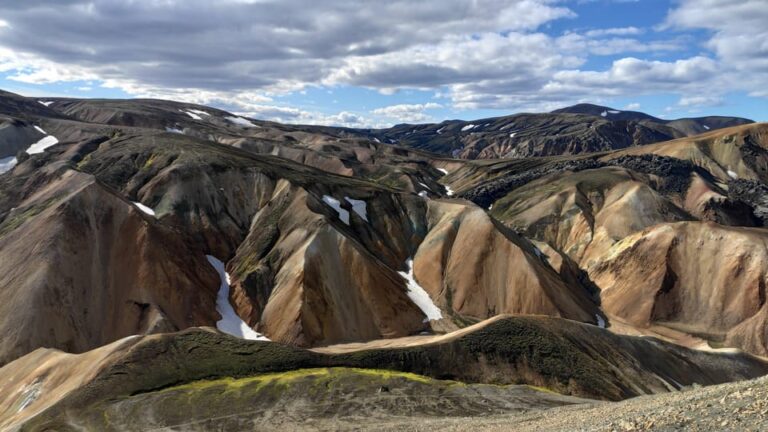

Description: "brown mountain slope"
591 221 768 356
0 166 219 366
0 114 600 362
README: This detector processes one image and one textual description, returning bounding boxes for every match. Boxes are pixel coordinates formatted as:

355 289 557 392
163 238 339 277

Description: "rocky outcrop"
590 222 768 355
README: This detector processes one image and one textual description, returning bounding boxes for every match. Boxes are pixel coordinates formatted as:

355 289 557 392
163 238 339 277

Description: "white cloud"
0 0 762 117
664 0 768 97
677 95 723 108
584 26 643 37
371 102 442 123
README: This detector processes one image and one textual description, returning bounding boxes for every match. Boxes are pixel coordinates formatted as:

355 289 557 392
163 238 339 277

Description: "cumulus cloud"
0 0 762 119
664 0 768 96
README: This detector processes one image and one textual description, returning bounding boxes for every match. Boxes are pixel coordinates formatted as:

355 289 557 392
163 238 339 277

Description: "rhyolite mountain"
1 89 768 430
353 103 753 159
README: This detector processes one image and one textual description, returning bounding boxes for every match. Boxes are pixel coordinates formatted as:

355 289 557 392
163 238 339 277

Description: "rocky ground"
297 375 768 432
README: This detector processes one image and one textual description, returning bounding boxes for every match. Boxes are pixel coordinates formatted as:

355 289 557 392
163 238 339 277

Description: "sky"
0 0 765 127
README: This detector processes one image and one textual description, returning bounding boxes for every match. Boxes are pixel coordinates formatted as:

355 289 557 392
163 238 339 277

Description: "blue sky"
0 0 765 126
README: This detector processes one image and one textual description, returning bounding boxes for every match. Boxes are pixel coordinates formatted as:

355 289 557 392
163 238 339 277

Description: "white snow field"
206 255 269 341
399 259 442 322
322 195 350 225
225 116 258 127
132 202 156 216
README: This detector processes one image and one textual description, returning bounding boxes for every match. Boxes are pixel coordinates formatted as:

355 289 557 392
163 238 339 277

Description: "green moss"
142 153 157 170
76 153 92 169
156 367 438 395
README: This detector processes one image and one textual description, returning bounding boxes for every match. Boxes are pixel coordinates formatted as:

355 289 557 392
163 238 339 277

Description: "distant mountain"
354 103 753 159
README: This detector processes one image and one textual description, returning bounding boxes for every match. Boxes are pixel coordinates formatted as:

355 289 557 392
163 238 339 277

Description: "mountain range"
1 89 767 430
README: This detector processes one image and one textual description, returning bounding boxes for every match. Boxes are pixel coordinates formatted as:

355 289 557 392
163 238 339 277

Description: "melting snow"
322 195 350 225
399 259 442 322
600 111 608 117
344 197 368 222
461 124 475 131
206 255 270 341
727 169 738 179
183 110 202 120
184 109 210 120
0 156 18 174
703 125 711 130
38 101 54 107
165 127 184 134
596 314 606 328
16 383 41 413
27 135 59 154
226 116 258 127
132 202 156 216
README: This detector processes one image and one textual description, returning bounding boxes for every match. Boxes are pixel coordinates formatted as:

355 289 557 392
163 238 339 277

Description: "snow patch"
444 184 454 196
344 197 368 222
437 168 449 176
33 125 46 134
703 125 710 130
596 314 606 328
183 110 202 120
727 169 738 179
0 156 18 174
488 204 493 210
16 382 42 413
132 201 156 216
322 195 349 225
600 111 608 117
608 110 621 114
206 255 269 341
38 101 54 107
399 259 442 322
509 132 517 138
27 135 59 154
436 127 445 134
165 127 184 134
373 137 381 143
184 109 210 120
226 116 258 127
418 191 428 198
461 124 475 131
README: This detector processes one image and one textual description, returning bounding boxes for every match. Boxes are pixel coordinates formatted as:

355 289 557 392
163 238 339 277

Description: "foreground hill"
2 316 766 430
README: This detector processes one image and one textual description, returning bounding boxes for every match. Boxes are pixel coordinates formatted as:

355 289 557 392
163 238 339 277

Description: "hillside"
0 89 766 430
